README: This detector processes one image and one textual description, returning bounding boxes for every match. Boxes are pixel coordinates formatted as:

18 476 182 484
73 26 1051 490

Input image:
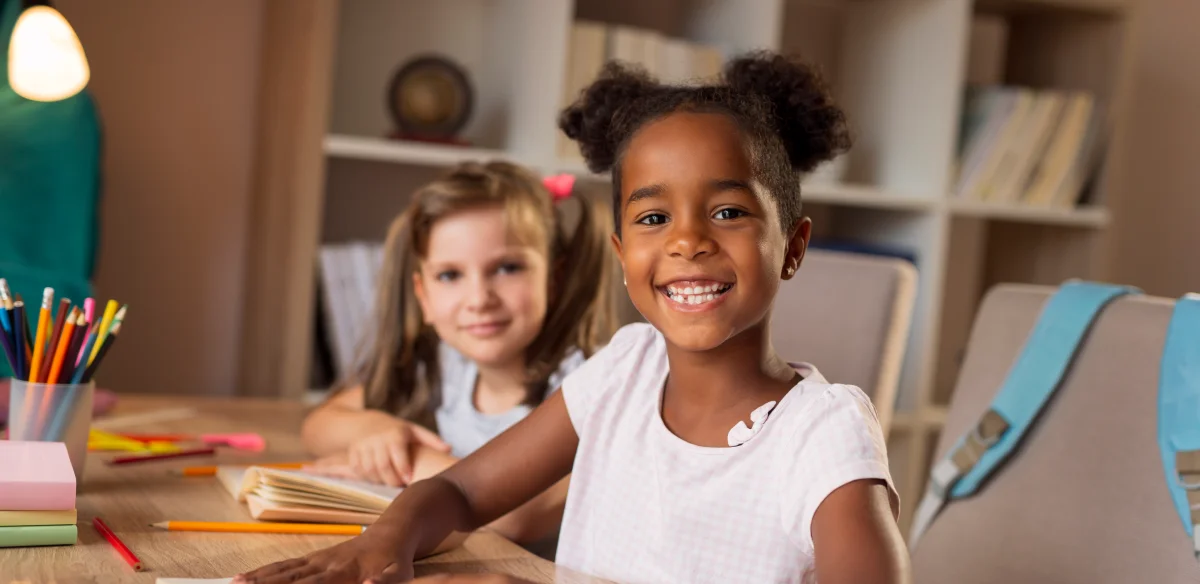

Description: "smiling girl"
239 52 908 584
300 161 615 544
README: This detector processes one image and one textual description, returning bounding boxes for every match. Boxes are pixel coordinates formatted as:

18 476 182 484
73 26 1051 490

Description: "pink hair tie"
542 174 576 203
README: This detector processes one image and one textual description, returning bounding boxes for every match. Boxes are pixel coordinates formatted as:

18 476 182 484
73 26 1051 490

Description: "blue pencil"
12 299 26 380
0 278 11 336
69 323 99 384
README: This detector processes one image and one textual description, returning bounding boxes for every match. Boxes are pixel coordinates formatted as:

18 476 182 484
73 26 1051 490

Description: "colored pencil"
59 312 88 383
107 446 215 465
90 299 118 364
92 517 143 572
149 521 366 535
45 307 77 386
82 308 122 383
0 279 11 337
40 298 70 383
12 299 26 380
70 323 100 384
28 288 52 383
16 295 31 358
172 462 307 477
0 310 17 375
83 297 95 326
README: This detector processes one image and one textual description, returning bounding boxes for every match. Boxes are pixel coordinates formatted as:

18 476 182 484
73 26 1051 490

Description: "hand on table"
232 530 413 584
407 575 538 584
337 421 451 487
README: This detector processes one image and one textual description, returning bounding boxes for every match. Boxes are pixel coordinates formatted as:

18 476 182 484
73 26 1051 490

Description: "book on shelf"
557 21 725 162
953 86 1103 210
316 242 385 379
217 465 401 525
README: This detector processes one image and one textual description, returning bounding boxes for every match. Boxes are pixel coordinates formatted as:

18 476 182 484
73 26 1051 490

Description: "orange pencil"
45 307 78 385
40 298 70 383
150 521 366 535
27 288 52 383
172 462 307 477
93 516 143 571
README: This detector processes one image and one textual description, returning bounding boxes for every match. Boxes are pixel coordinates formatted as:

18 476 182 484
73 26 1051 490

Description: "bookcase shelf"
248 0 1134 539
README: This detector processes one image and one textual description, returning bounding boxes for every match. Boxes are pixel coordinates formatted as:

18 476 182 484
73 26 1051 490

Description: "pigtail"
354 209 440 425
522 190 617 399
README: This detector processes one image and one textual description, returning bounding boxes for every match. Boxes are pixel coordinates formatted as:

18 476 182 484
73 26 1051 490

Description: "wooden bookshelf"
245 0 1136 537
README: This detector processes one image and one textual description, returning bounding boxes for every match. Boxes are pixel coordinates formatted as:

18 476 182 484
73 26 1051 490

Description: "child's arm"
301 386 450 484
812 479 910 584
235 391 579 584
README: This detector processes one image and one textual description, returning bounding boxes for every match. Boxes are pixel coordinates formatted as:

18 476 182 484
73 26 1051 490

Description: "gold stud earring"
787 266 796 276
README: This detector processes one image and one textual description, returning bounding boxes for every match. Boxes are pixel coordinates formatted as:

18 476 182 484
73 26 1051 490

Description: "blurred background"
2 0 1195 532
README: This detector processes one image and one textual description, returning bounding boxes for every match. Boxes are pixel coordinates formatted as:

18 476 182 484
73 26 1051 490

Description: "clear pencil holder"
7 380 94 483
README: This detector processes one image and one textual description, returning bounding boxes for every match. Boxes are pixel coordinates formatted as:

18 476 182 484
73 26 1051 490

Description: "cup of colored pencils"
2 281 128 483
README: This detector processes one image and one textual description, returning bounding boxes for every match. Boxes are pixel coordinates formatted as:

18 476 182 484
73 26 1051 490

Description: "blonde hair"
352 161 616 423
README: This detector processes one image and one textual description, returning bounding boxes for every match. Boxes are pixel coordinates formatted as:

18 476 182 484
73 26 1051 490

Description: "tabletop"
4 394 605 583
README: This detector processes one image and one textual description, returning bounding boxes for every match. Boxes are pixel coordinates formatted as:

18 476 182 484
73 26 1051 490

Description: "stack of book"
952 86 1104 209
558 20 725 163
0 441 78 547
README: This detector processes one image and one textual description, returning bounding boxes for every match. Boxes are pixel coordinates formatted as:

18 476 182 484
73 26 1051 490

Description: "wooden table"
5 395 603 583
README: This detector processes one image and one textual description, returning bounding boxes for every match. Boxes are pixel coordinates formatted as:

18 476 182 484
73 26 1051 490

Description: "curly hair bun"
723 52 851 172
557 62 658 174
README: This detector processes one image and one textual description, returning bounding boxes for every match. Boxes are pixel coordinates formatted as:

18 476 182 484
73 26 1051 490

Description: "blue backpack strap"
909 281 1137 547
1159 293 1200 559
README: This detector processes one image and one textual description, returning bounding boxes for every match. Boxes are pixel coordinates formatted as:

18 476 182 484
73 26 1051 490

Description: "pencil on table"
150 521 366 535
107 446 215 465
92 516 143 572
28 288 52 384
90 299 118 364
172 462 307 477
41 298 70 383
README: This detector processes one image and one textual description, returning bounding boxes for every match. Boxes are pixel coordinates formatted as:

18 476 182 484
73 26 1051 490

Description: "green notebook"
0 524 77 547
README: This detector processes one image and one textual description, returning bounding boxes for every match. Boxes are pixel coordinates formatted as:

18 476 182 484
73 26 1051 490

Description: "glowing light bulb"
8 5 90 102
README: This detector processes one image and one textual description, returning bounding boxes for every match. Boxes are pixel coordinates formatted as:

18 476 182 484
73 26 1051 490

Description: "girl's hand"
232 530 413 584
346 421 451 486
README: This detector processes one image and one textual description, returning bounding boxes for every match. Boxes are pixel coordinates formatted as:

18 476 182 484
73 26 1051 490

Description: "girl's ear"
412 270 433 324
610 233 627 286
781 217 812 281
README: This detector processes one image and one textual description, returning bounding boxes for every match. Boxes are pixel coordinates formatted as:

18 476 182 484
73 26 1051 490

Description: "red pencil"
106 446 216 465
92 516 143 571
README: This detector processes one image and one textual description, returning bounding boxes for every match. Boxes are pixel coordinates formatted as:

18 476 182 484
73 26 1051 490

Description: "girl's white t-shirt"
557 323 897 584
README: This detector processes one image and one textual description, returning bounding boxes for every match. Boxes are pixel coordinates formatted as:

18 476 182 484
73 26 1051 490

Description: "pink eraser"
201 433 266 452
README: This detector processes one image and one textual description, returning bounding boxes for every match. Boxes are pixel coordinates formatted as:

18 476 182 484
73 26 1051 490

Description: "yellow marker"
89 300 118 364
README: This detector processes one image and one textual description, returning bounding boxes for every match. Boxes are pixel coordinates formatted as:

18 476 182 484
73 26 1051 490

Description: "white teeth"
684 287 694 295
706 294 715 301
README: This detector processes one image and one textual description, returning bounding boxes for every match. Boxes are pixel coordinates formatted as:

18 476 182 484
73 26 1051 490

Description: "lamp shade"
7 5 88 102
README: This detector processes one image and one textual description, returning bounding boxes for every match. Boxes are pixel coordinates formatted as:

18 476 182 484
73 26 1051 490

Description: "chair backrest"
770 249 917 432
912 284 1200 583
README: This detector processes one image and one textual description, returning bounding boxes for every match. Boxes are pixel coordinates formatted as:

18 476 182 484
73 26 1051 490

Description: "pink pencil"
83 298 95 325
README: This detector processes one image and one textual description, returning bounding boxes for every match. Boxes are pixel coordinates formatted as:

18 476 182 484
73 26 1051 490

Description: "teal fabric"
949 280 1138 497
0 0 102 378
1158 293 1200 540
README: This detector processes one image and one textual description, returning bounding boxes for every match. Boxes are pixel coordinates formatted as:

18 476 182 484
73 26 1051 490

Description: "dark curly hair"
558 51 852 235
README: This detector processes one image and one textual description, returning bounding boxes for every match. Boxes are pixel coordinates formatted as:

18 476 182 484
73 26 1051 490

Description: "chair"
911 284 1200 583
770 249 917 432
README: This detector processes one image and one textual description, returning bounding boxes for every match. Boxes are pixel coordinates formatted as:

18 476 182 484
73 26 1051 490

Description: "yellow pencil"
89 299 118 364
27 288 52 383
150 521 366 535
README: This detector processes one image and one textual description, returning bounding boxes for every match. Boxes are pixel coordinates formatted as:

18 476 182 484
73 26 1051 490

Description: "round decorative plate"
387 55 473 139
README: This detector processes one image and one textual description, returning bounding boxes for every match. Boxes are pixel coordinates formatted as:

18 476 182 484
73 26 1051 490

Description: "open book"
216 466 402 524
